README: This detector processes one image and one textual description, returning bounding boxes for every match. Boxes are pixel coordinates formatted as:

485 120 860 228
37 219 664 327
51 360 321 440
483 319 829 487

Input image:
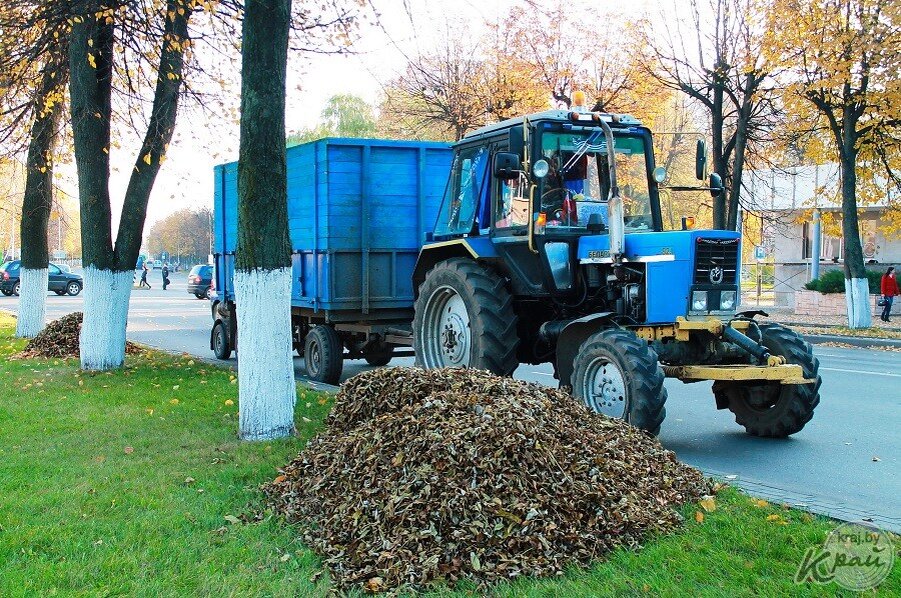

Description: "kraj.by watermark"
795 521 895 591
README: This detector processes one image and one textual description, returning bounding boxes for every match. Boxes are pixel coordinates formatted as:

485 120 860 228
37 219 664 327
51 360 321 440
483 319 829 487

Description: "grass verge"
0 312 897 597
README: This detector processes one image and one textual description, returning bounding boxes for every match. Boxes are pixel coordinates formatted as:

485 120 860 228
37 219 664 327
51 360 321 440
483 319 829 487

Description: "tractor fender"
413 238 497 298
556 313 616 388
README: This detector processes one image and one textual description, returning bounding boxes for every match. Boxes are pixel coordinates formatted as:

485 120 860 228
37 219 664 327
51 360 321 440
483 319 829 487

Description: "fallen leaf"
694 511 705 523
224 399 234 406
766 514 782 522
273 475 286 484
365 577 384 593
280 553 291 562
123 446 134 454
170 399 179 405
223 515 241 525
699 496 716 512
753 499 769 508
184 477 196 485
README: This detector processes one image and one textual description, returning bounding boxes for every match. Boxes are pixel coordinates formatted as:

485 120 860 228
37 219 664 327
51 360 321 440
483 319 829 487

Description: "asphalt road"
3 272 899 531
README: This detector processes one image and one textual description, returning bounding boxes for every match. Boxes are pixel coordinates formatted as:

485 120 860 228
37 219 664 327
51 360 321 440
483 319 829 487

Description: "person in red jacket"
880 266 899 322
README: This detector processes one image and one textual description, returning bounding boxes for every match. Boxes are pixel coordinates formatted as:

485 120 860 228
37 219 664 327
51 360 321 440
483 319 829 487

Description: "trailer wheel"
363 343 393 366
713 324 820 438
571 328 667 435
304 325 343 385
413 258 518 376
212 320 232 360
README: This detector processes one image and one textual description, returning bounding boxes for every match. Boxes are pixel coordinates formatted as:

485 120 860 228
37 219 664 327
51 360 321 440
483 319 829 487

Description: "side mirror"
709 172 724 197
509 127 524 158
493 152 522 179
695 139 707 180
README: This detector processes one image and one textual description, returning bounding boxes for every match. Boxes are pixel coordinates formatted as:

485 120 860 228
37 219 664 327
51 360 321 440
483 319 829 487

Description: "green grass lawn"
0 312 897 597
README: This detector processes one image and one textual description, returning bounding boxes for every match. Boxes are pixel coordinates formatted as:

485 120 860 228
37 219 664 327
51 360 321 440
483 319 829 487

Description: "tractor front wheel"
571 328 667 435
713 324 820 438
413 258 518 376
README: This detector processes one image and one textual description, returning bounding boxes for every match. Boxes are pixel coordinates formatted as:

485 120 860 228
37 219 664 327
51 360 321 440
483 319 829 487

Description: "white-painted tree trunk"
234 267 296 441
80 268 133 370
15 268 48 338
844 277 872 329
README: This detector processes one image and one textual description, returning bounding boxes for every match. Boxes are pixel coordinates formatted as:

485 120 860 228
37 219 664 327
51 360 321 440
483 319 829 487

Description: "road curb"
801 333 901 349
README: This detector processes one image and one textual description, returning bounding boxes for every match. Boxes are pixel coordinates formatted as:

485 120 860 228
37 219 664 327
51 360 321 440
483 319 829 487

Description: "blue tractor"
410 108 820 437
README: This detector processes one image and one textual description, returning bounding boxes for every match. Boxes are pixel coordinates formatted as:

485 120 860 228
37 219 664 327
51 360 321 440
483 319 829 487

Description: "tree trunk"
839 142 870 328
17 57 64 338
711 68 728 230
69 0 190 369
235 0 296 441
726 73 755 232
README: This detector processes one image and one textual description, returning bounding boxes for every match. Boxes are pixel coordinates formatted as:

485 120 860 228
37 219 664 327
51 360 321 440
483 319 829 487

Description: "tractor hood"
577 229 742 324
577 229 740 263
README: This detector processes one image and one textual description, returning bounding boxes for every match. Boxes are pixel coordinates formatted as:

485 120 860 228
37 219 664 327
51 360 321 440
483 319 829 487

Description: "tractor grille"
694 238 739 285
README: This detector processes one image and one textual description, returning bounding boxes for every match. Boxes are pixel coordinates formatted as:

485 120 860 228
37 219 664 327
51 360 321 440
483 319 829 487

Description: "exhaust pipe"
597 118 624 258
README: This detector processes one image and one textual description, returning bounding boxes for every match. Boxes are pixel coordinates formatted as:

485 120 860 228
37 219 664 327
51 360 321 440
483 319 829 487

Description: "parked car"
187 264 214 299
0 260 83 296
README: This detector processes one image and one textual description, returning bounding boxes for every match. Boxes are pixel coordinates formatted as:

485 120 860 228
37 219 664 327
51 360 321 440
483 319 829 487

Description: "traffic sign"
754 246 766 261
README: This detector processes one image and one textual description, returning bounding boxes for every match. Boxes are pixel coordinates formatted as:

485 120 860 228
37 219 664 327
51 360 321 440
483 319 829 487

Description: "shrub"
805 269 883 294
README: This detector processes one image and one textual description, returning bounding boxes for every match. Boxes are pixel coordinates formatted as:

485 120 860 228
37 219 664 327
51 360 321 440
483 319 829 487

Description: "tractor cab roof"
461 109 643 143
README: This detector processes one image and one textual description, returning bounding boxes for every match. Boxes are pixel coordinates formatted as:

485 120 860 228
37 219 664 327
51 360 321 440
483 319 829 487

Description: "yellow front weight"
661 364 813 385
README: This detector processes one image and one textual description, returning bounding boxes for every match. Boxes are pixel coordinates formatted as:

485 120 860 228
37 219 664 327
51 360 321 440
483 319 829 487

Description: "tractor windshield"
538 131 653 232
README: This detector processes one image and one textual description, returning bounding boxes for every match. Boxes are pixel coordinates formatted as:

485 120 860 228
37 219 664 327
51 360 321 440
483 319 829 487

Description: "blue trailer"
211 138 453 376
211 109 820 438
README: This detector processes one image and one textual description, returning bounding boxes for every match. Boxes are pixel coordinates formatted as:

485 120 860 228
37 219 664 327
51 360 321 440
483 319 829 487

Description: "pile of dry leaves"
21 312 140 359
264 368 711 593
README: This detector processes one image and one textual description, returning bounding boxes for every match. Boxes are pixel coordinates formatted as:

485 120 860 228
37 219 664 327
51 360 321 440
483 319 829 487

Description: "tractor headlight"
691 291 708 311
720 290 736 311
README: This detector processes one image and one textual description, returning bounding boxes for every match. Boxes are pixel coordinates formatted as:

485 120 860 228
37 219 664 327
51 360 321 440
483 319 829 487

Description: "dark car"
0 260 83 296
187 264 214 299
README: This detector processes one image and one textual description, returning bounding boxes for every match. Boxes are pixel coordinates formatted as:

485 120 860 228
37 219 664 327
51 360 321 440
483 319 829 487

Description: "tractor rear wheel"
304 325 343 385
571 328 667 435
413 258 518 376
713 324 820 438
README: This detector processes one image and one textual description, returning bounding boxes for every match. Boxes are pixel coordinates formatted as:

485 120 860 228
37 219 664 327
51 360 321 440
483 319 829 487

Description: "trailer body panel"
213 138 453 315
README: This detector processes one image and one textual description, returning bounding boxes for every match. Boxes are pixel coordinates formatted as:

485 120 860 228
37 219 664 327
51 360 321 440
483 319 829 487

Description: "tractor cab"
421 106 725 326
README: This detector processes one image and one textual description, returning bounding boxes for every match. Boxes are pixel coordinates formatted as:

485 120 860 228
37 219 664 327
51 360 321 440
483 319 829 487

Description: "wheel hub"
308 342 321 374
422 287 471 368
584 358 628 418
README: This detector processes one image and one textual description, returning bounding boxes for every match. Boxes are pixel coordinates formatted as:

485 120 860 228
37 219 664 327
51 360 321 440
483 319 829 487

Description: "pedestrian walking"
162 264 170 290
880 266 899 322
139 263 152 289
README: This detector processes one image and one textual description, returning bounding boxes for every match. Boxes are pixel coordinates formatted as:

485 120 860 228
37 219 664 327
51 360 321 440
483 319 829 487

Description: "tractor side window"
494 172 530 229
434 146 489 236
